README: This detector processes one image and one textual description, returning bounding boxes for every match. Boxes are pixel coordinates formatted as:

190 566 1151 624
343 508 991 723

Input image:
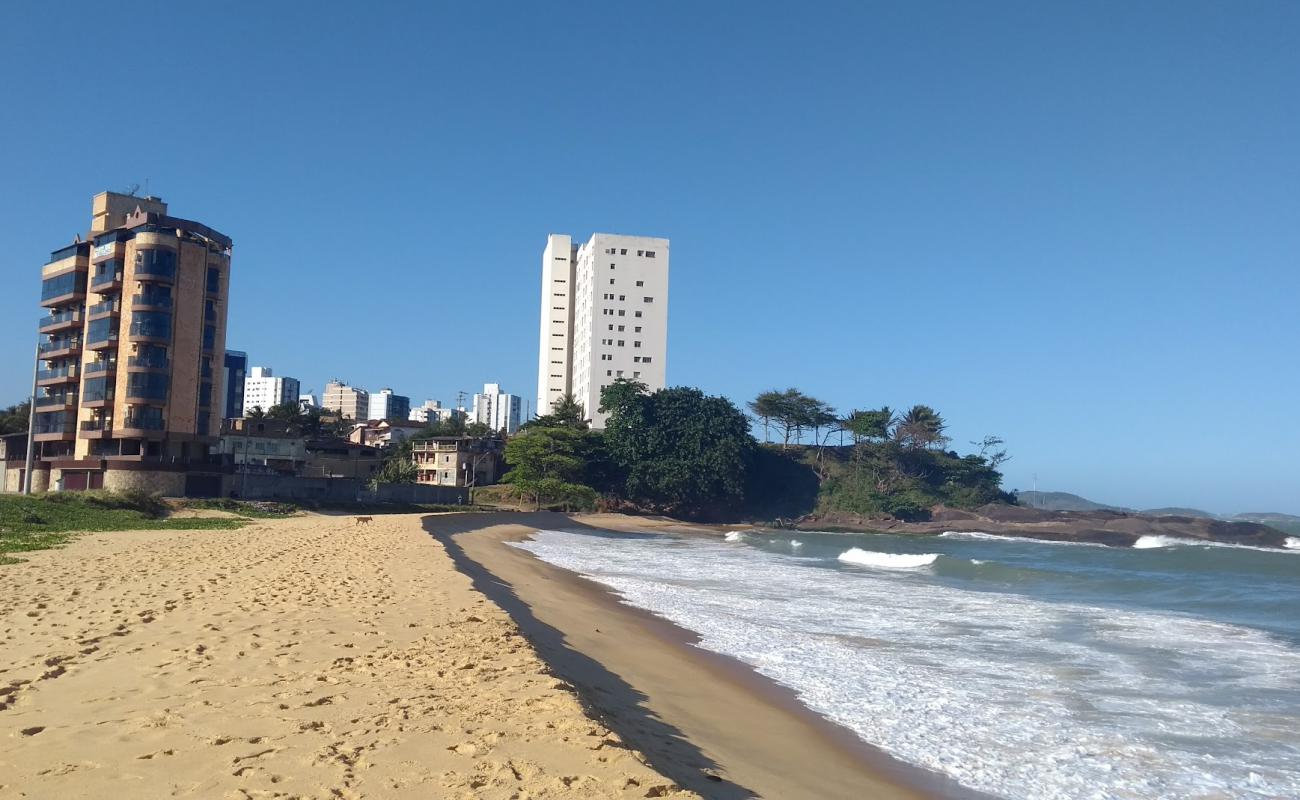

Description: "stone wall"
102 469 187 496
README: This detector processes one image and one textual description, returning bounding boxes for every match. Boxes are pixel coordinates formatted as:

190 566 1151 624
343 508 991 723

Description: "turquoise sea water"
514 528 1300 799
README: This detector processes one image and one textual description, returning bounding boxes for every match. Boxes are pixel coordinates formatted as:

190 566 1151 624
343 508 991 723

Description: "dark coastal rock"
795 504 1293 549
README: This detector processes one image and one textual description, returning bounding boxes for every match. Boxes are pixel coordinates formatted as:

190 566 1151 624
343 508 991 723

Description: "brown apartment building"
31 191 232 494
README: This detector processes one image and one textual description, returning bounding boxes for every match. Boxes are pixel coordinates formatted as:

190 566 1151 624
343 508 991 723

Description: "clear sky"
2 2 1297 514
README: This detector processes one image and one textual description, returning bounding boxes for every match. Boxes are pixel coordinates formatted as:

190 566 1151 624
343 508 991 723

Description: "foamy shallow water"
514 529 1300 800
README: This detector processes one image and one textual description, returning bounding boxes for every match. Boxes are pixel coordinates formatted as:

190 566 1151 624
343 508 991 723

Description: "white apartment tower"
537 233 669 428
472 383 522 434
242 367 301 415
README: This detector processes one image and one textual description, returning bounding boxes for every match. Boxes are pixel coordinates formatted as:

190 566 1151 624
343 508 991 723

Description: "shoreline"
426 511 984 800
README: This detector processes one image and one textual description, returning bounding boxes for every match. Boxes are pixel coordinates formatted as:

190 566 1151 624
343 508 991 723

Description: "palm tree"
895 405 948 450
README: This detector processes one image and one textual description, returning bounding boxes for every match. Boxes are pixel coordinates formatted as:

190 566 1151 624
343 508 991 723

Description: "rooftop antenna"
125 182 141 197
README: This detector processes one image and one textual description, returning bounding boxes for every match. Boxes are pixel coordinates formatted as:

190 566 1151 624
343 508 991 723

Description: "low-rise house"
305 437 384 481
215 418 306 475
348 419 428 449
412 437 504 488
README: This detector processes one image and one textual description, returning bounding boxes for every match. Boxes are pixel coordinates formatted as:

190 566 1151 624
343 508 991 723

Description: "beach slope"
0 512 695 799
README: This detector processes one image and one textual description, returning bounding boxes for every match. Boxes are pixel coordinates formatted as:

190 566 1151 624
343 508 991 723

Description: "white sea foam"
790 540 803 550
723 531 746 542
941 530 1108 547
1286 537 1300 550
514 529 1300 800
1133 535 1298 553
838 548 937 569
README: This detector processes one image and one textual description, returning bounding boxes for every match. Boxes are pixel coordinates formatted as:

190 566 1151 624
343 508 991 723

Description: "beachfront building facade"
323 380 369 421
30 191 232 495
537 233 669 428
242 367 300 415
368 388 411 422
412 437 504 488
471 383 522 434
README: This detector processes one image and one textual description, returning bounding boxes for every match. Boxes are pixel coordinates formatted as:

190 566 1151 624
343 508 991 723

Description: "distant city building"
322 380 369 421
537 233 669 428
471 383 522 433
223 350 247 420
30 190 232 494
298 393 318 410
409 399 458 424
242 367 301 415
367 388 411 422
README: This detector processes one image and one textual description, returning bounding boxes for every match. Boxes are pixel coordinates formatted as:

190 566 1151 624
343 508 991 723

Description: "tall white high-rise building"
537 233 669 428
242 367 301 415
367 388 411 422
472 383 522 434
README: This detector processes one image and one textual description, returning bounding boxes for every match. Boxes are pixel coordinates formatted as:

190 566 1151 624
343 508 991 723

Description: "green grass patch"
1 492 249 565
178 498 300 518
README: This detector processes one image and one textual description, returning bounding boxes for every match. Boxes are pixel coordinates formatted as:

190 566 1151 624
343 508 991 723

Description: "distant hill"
1014 491 1131 512
1015 493 1300 535
1234 513 1300 535
1141 507 1220 519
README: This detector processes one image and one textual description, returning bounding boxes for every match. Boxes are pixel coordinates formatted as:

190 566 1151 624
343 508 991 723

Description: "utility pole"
22 341 39 494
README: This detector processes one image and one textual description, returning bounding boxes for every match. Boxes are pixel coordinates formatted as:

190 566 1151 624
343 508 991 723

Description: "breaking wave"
838 549 938 569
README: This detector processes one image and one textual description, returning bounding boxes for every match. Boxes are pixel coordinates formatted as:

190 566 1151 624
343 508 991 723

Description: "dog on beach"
354 516 373 526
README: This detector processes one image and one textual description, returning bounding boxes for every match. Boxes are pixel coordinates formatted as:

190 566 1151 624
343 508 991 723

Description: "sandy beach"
0 512 697 799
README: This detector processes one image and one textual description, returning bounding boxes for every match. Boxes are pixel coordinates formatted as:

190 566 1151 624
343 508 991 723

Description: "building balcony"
33 427 76 442
87 332 120 351
40 288 86 309
79 419 114 439
131 293 172 310
36 365 78 385
82 390 115 409
90 270 123 291
87 299 121 319
34 395 77 411
118 415 166 438
84 360 117 377
39 309 82 333
126 354 169 371
38 340 81 359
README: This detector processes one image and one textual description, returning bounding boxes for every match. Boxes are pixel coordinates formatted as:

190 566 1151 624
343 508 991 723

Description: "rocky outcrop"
792 504 1293 549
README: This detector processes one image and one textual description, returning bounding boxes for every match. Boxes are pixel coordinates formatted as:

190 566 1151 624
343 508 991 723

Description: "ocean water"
513 528 1300 800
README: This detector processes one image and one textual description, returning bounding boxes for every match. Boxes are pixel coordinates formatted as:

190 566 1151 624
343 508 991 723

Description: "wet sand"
429 511 978 799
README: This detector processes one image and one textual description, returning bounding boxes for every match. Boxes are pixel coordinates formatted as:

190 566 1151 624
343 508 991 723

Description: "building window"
635 326 642 332
637 250 643 256
609 278 615 285
606 370 612 376
620 249 627 255
635 281 644 287
634 371 641 378
618 295 625 300
634 341 642 347
617 340 624 346
644 296 654 302
635 311 642 318
646 251 656 258
206 266 221 293
642 357 653 363
617 310 625 316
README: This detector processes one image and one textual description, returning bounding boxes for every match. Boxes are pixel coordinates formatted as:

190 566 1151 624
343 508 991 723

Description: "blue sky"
2 2 1297 513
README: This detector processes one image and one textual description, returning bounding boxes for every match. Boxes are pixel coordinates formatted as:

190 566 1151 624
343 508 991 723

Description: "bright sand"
0 512 698 799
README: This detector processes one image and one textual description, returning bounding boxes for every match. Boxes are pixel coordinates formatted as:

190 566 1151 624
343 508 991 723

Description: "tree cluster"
0 401 30 435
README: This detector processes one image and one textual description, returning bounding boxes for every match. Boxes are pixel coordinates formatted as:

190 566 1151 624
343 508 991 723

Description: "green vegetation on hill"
1014 491 1131 512
0 400 29 435
0 491 248 565
504 382 1010 522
